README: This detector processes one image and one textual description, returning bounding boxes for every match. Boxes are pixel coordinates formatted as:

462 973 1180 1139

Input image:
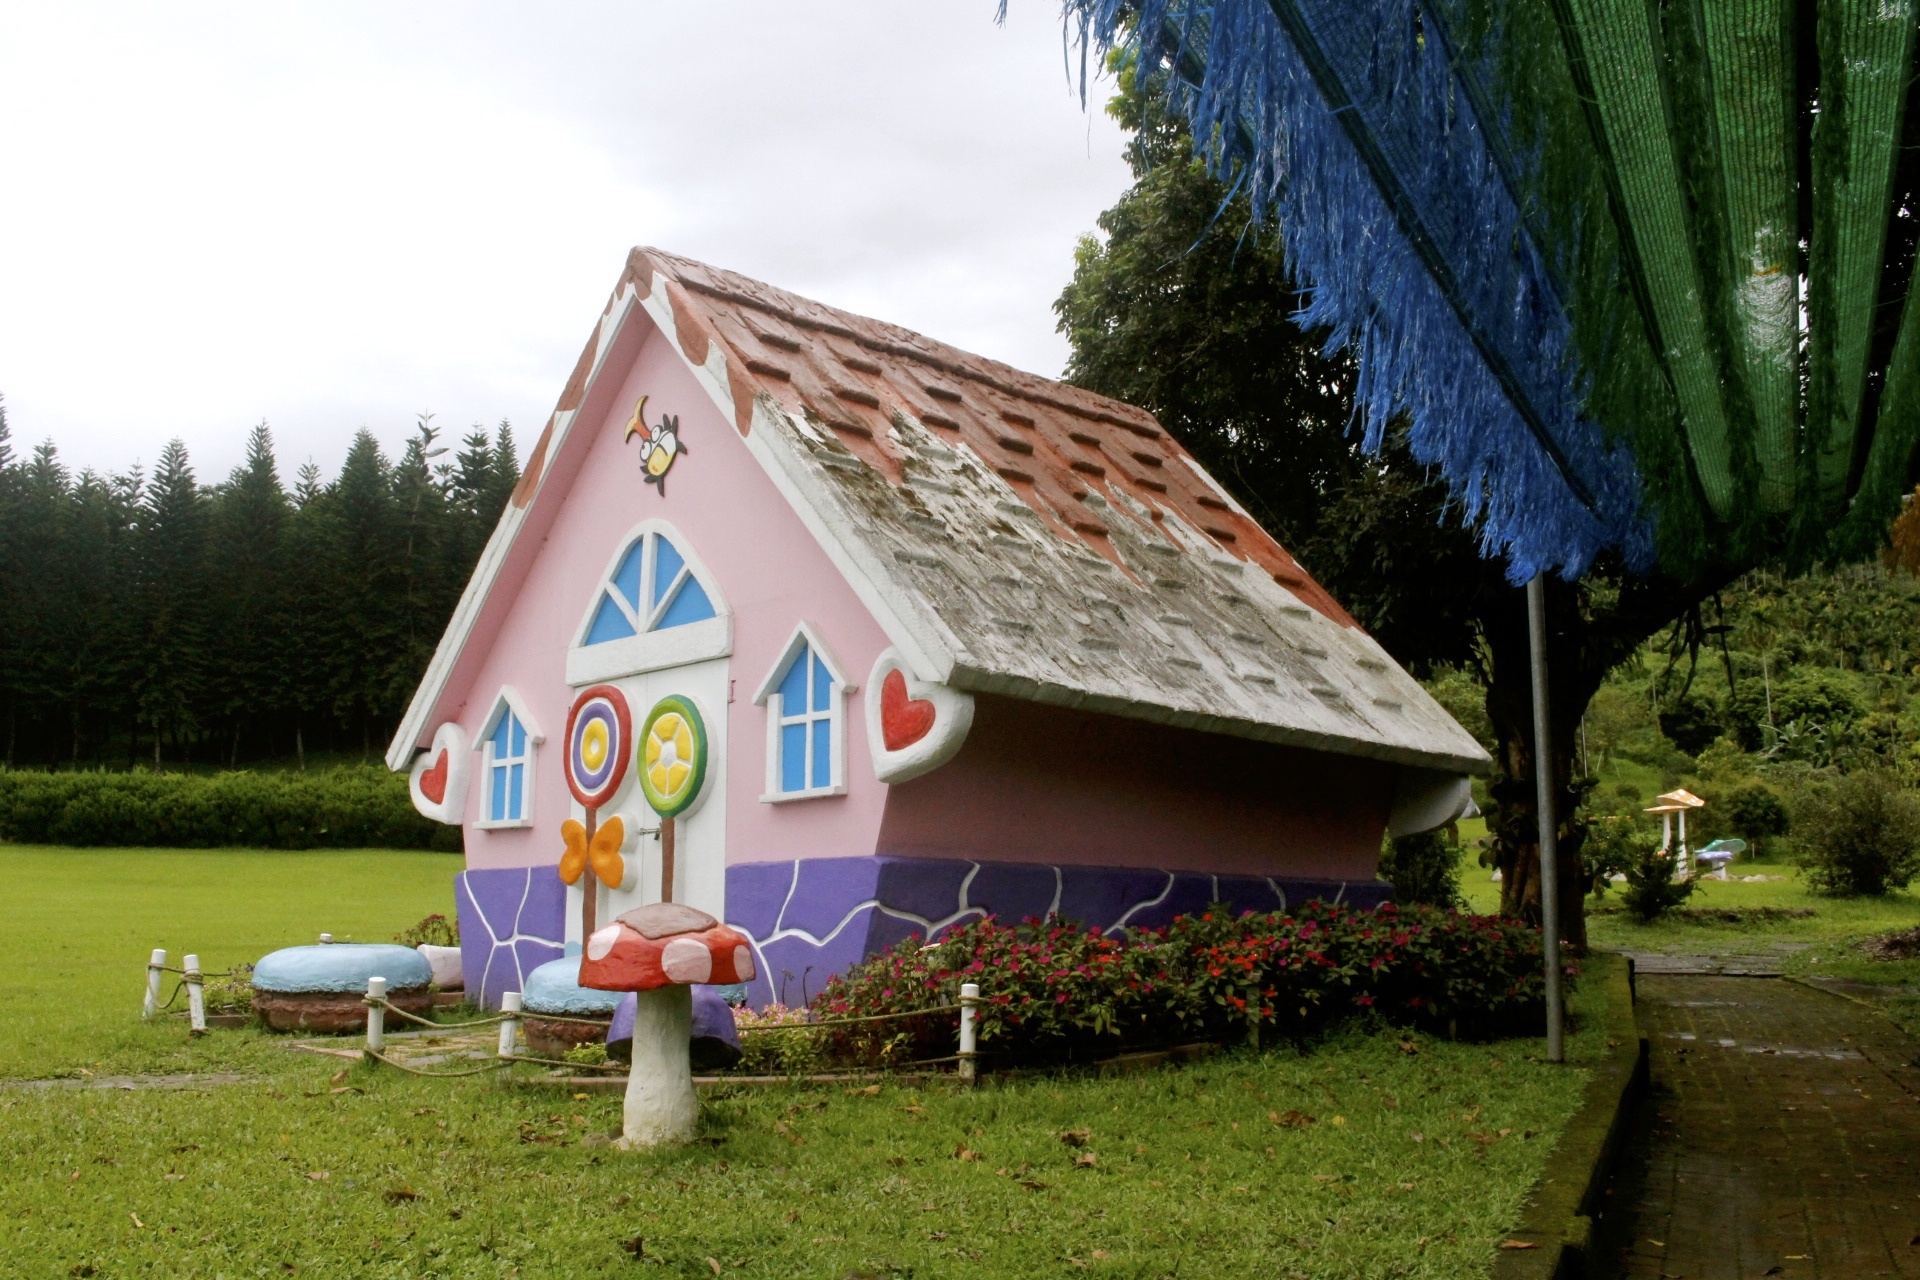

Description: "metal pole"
1527 575 1564 1064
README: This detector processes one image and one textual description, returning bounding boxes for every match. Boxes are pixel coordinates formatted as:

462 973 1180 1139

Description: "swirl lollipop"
560 685 633 936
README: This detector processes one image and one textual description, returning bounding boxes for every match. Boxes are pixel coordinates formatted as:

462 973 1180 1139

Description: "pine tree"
134 440 209 765
209 423 290 763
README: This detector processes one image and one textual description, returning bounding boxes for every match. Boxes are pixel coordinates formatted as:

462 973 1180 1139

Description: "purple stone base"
455 867 567 1011
724 856 1390 1009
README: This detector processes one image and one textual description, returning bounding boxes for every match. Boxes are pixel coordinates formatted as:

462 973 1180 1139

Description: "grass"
0 845 1604 1278
0 845 459 1080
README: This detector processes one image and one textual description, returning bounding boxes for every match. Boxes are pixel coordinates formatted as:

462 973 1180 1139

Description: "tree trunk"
1481 567 1738 947
295 721 306 772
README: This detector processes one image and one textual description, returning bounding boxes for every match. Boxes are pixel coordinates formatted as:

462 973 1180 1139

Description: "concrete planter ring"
250 944 435 1034
520 955 620 1057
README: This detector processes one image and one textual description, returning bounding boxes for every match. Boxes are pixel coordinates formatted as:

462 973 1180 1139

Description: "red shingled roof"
523 247 1354 628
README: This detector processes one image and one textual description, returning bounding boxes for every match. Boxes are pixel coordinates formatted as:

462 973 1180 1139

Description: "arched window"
753 624 851 801
568 523 730 685
583 530 716 644
477 689 542 828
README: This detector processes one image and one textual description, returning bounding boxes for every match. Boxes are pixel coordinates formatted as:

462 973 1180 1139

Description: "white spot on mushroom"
587 924 622 962
662 936 712 984
732 945 755 982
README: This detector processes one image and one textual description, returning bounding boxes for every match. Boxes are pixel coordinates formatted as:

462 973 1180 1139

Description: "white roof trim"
479 685 546 745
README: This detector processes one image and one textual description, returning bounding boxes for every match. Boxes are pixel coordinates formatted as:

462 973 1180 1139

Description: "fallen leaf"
1461 1108 1482 1123
621 1236 645 1258
706 1259 721 1276
611 1195 631 1208
784 1210 800 1224
849 1084 882 1097
67 1170 81 1183
383 1187 420 1204
305 1171 330 1182
1398 1040 1418 1055
1312 1174 1338 1183
329 1086 363 1096
329 1070 349 1086
129 1212 146 1229
1074 1152 1097 1168
955 1146 980 1162
1018 1179 1050 1191
929 1231 949 1240
1273 1110 1316 1129
1330 1116 1346 1127
171 1144 200 1153
1499 1240 1539 1251
163 1173 185 1182
1059 1129 1092 1147
1092 1249 1111 1259
573 1093 589 1101
1410 1133 1425 1143
901 1105 925 1116
1468 1131 1501 1147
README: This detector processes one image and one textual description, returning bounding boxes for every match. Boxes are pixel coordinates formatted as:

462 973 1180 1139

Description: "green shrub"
1725 782 1789 853
1619 835 1696 921
396 914 459 947
1581 814 1643 898
1795 771 1920 896
0 766 456 851
733 1004 827 1075
1377 830 1463 908
1658 695 1724 755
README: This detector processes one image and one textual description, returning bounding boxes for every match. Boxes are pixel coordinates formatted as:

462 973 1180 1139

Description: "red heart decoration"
880 669 936 752
419 749 449 805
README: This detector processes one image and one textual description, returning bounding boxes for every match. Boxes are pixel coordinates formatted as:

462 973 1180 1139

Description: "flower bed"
810 902 1559 1067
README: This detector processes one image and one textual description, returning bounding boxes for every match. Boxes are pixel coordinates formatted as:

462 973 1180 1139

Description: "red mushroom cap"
578 903 755 993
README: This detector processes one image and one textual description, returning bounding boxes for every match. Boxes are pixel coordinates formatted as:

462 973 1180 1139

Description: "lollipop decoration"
559 685 634 938
639 694 708 903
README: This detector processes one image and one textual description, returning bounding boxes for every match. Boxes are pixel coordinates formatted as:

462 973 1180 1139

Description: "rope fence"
142 944 984 1086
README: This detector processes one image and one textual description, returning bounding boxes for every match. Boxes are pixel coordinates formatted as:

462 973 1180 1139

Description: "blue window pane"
611 539 644 608
778 645 809 713
508 763 524 818
652 536 686 607
509 714 525 757
490 765 507 821
655 574 716 629
812 655 832 711
780 723 807 791
584 592 636 645
811 718 832 788
490 713 510 755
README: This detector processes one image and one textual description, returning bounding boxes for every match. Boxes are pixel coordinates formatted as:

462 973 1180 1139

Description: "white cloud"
0 1 1127 481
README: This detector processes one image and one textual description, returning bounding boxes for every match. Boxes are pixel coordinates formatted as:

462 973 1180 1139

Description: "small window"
754 625 851 801
477 692 541 828
583 530 715 646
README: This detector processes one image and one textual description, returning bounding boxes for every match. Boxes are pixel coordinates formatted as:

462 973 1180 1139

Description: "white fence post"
364 976 387 1059
143 949 167 1019
497 991 522 1059
958 982 979 1085
183 954 206 1035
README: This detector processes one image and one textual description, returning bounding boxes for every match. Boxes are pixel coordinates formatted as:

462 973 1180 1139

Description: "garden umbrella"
1056 0 1920 1058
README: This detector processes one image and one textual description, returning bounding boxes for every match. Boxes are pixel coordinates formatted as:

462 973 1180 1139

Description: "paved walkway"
1593 973 1920 1279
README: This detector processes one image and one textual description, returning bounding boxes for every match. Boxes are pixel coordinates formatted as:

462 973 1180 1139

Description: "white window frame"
567 518 732 685
474 687 544 829
752 623 855 803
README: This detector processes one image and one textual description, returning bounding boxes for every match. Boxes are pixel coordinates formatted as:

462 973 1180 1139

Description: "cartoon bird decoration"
559 814 627 891
622 394 687 495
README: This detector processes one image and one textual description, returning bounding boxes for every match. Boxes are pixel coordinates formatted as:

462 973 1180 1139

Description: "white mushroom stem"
618 985 697 1148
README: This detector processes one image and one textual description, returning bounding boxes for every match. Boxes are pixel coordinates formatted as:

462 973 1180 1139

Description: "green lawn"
0 845 459 1080
0 846 1602 1278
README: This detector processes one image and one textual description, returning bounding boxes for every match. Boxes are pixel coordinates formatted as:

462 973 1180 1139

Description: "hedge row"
0 767 458 850
815 901 1559 1066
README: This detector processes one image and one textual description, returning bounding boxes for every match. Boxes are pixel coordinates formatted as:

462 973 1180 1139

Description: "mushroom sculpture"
579 902 754 1146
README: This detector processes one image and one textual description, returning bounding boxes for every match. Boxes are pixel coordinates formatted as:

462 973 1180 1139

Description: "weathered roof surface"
598 249 1488 775
391 247 1489 776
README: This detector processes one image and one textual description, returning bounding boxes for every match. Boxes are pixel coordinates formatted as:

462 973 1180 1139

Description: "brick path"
1593 974 1920 1279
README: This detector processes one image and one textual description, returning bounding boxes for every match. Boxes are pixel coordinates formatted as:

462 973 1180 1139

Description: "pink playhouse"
386 248 1490 1009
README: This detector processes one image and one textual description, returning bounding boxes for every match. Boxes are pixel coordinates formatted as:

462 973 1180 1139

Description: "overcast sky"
0 3 1129 483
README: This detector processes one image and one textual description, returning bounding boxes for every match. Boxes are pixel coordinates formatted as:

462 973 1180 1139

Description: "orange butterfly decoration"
558 815 626 888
